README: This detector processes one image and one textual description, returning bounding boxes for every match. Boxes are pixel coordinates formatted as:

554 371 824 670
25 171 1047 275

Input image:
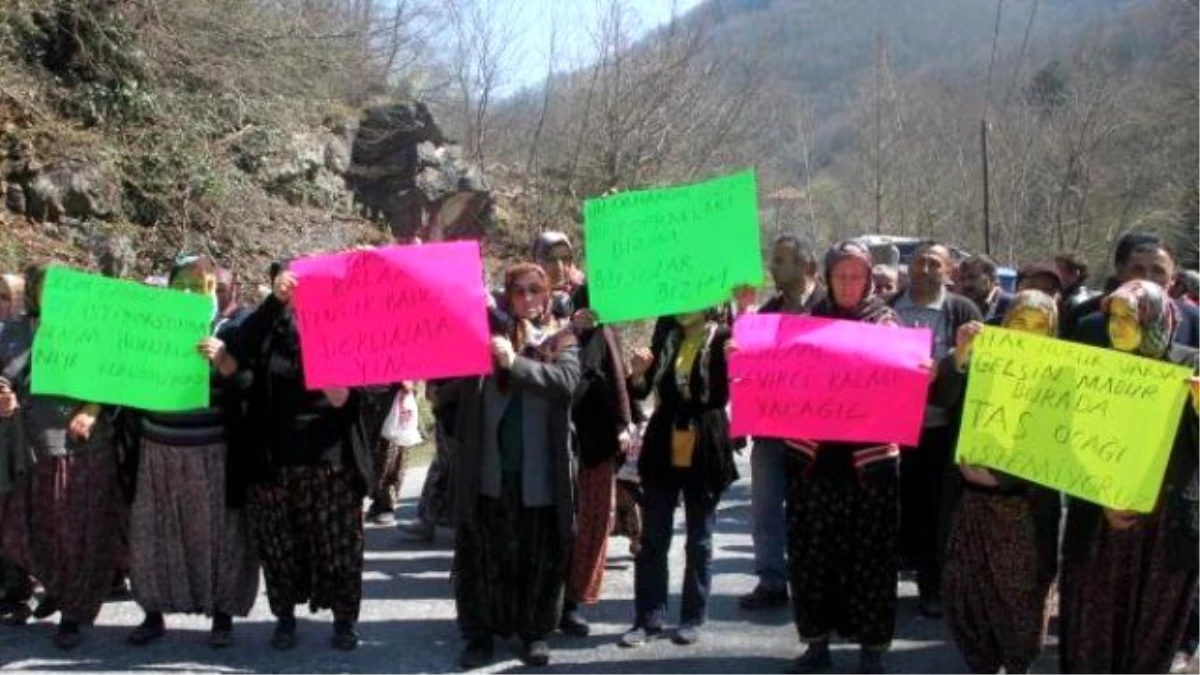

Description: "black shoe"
209 613 233 649
521 639 551 667
365 501 396 525
271 616 297 651
0 600 31 626
331 619 359 651
739 584 789 610
397 518 436 543
787 642 832 674
52 620 83 650
459 635 494 669
559 608 590 636
917 595 944 619
127 613 166 646
619 624 663 648
31 597 58 620
860 648 886 674
672 622 701 646
108 575 132 601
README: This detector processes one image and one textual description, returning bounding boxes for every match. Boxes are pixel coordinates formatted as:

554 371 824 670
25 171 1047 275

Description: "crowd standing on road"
0 226 1197 675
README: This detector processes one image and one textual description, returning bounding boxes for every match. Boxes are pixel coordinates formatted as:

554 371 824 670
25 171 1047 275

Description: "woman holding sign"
204 262 373 652
0 262 119 649
783 241 900 675
619 308 736 649
1059 279 1199 674
939 290 1063 674
124 255 260 648
449 262 581 669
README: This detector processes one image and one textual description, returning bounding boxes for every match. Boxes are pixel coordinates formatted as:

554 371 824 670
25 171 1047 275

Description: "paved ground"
0 455 1063 673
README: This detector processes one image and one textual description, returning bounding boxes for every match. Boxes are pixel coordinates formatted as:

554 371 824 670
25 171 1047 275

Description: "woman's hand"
197 337 226 363
68 404 100 441
491 336 517 370
0 383 18 418
724 339 738 357
920 357 939 382
630 347 654 378
959 461 999 487
571 308 599 332
954 321 985 370
273 270 297 304
323 387 350 408
1103 508 1139 530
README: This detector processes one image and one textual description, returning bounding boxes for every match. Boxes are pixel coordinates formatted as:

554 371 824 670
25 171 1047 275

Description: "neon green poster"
32 268 212 411
583 169 764 323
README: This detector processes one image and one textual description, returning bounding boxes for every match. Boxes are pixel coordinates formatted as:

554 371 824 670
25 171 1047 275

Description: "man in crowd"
957 255 1013 324
740 233 826 611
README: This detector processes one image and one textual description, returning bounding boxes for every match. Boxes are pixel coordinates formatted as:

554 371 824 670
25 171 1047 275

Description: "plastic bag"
381 390 423 448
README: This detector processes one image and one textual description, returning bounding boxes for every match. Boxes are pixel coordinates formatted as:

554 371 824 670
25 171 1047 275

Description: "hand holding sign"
274 270 297 304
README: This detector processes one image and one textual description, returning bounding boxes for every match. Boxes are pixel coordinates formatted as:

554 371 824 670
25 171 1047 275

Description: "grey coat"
449 341 581 547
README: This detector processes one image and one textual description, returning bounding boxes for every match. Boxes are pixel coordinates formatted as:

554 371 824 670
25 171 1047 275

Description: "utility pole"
980 119 992 255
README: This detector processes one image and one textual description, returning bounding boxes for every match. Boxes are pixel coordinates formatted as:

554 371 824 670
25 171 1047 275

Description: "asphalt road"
0 455 1063 674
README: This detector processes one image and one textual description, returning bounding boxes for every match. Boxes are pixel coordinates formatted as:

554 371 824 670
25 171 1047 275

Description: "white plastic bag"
381 390 423 448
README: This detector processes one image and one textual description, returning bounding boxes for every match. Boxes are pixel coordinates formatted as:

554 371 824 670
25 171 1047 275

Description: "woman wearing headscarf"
0 262 119 649
1059 279 1198 673
122 255 259 648
619 307 736 649
204 262 373 651
0 271 32 625
449 262 580 669
938 291 1063 674
784 241 900 675
532 232 634 637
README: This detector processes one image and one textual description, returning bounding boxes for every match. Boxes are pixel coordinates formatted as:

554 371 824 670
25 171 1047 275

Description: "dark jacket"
447 338 582 546
632 319 737 505
757 286 827 316
224 294 374 494
1062 344 1199 572
572 325 632 468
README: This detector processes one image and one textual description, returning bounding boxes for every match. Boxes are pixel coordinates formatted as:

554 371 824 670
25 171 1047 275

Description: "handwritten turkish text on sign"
955 327 1190 512
32 268 211 411
292 241 493 388
583 170 764 324
729 314 932 445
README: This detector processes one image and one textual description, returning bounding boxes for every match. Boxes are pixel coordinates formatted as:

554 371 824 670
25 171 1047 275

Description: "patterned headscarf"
1001 290 1059 337
1103 279 1178 358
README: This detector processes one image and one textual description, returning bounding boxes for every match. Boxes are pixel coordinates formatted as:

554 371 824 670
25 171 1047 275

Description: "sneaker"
559 606 590 636
127 613 166 646
521 639 551 667
397 518 435 543
459 635 494 669
618 625 663 648
271 617 297 651
331 619 359 651
739 584 789 610
786 642 832 674
672 623 701 646
52 620 83 650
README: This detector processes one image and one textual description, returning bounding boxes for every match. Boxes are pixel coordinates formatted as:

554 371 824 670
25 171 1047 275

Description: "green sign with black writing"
32 268 212 411
583 169 764 324
955 326 1191 512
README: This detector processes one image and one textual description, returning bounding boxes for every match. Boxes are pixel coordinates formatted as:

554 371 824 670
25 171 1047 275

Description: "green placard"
32 268 212 411
583 169 764 324
954 326 1191 512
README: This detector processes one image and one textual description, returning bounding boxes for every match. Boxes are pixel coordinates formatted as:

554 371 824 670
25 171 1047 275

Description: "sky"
497 0 706 95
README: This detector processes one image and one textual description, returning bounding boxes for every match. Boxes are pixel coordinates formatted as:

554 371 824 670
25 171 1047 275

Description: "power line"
1007 0 1040 102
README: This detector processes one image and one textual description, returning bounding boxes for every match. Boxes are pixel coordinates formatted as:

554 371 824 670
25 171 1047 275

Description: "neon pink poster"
292 241 492 388
730 313 931 445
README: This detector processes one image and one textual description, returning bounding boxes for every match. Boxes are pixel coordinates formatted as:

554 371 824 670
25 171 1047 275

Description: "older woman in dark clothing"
449 262 581 670
619 308 737 649
205 263 373 652
1059 279 1199 673
939 291 1063 674
0 262 119 649
785 241 901 675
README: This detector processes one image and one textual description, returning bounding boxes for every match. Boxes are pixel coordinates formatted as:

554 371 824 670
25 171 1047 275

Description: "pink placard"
292 241 493 388
729 314 932 446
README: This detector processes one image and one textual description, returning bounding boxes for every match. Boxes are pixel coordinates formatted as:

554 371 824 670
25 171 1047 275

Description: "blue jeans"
751 439 789 591
634 470 717 628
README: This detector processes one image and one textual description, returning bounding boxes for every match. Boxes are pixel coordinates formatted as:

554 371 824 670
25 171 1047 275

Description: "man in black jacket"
890 240 983 618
